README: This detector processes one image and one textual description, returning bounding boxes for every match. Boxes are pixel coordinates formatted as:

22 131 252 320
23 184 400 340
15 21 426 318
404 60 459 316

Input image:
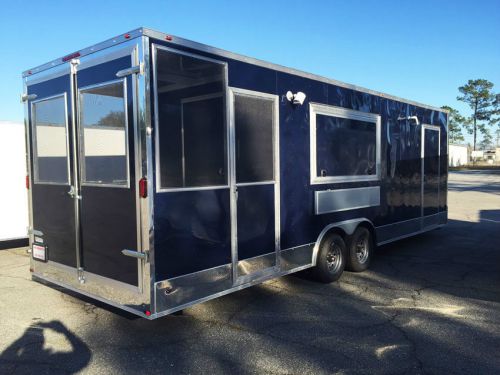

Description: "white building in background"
0 121 28 245
449 144 469 167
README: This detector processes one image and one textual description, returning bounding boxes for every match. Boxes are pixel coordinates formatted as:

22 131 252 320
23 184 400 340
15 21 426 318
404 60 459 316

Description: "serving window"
154 46 227 190
310 103 380 184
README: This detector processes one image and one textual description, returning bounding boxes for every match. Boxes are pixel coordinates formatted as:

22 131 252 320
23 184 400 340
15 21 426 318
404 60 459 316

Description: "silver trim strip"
315 186 380 215
152 261 314 319
377 222 446 246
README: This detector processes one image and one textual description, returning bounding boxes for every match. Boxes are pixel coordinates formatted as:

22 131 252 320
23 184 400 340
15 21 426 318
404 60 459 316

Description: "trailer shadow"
0 320 91 374
72 213 500 374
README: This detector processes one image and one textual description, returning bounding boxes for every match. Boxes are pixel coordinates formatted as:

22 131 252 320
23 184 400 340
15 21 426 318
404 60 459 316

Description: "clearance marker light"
62 52 81 62
145 310 152 317
139 177 148 198
165 35 173 41
124 33 131 39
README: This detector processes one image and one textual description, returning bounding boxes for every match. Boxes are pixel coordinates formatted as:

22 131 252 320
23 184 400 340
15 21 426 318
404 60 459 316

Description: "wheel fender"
312 218 374 266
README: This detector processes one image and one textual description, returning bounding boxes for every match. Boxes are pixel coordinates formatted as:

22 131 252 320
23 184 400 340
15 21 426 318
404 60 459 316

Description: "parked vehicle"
22 28 448 319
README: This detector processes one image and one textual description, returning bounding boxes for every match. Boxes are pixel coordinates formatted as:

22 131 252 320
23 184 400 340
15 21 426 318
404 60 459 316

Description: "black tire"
346 227 373 272
311 233 346 283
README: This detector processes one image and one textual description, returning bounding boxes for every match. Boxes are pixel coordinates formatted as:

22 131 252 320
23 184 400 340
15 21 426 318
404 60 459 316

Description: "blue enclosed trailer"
22 28 447 319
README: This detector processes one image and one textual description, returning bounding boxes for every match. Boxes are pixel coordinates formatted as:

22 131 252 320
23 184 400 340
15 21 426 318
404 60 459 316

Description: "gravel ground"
0 170 499 374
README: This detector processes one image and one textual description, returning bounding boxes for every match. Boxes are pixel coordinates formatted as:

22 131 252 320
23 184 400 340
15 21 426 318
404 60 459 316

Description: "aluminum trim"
31 92 71 186
140 35 155 308
23 78 35 271
131 45 145 293
23 30 144 77
77 78 131 189
235 181 275 187
309 103 381 185
153 261 314 319
77 44 137 71
236 252 277 278
315 186 380 215
377 221 445 246
26 64 71 86
69 59 82 274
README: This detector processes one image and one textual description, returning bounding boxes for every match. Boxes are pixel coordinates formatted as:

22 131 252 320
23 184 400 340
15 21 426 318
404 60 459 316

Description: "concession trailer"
22 28 448 319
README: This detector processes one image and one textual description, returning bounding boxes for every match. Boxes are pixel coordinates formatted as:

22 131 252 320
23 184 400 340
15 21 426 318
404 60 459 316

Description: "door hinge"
20 93 37 102
116 62 143 78
121 249 149 262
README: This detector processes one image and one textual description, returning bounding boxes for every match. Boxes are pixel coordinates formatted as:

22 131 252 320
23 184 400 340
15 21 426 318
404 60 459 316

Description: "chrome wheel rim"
326 243 342 273
355 235 370 264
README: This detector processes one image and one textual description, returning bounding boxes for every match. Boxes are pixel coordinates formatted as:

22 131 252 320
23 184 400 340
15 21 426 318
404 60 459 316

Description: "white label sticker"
32 244 46 261
34 236 43 244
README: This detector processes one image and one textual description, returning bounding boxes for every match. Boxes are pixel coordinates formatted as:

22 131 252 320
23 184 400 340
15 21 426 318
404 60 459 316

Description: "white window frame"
309 103 381 184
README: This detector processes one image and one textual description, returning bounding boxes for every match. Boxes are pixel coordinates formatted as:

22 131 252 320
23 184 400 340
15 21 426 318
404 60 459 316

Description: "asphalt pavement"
0 170 499 374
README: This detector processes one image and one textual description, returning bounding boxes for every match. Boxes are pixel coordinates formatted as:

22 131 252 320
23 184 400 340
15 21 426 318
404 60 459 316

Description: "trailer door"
230 89 280 284
26 68 77 268
422 125 440 227
74 47 140 286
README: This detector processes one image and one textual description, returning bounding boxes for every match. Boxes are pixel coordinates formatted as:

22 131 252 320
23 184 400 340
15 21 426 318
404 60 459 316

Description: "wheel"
346 227 373 272
311 233 346 283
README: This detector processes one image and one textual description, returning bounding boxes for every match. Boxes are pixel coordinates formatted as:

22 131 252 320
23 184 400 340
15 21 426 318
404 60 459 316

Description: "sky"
0 0 499 143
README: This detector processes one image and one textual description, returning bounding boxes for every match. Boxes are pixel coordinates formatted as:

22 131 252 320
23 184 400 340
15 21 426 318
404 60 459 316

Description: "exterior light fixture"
286 91 307 105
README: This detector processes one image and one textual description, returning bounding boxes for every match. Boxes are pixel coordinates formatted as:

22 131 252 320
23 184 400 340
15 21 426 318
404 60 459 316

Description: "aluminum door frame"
228 87 281 285
421 124 441 228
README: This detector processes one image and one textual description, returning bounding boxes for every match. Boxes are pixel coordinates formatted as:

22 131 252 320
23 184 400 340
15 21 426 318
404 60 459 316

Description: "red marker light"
124 33 130 39
145 310 151 317
139 177 148 198
62 52 81 62
165 35 173 41
26 175 29 189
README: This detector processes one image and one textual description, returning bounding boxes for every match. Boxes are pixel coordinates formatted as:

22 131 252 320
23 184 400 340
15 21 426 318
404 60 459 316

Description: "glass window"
79 80 128 186
234 93 275 183
32 94 69 184
310 104 380 183
155 48 227 189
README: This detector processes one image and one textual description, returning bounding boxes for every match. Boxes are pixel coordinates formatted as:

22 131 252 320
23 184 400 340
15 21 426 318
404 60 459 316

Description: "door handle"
67 186 82 200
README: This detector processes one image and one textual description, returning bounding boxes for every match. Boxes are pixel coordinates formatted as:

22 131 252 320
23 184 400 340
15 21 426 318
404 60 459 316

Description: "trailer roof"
23 27 447 113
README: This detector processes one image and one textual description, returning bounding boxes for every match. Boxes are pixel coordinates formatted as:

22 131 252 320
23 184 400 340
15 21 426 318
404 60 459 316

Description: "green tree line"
443 79 500 150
